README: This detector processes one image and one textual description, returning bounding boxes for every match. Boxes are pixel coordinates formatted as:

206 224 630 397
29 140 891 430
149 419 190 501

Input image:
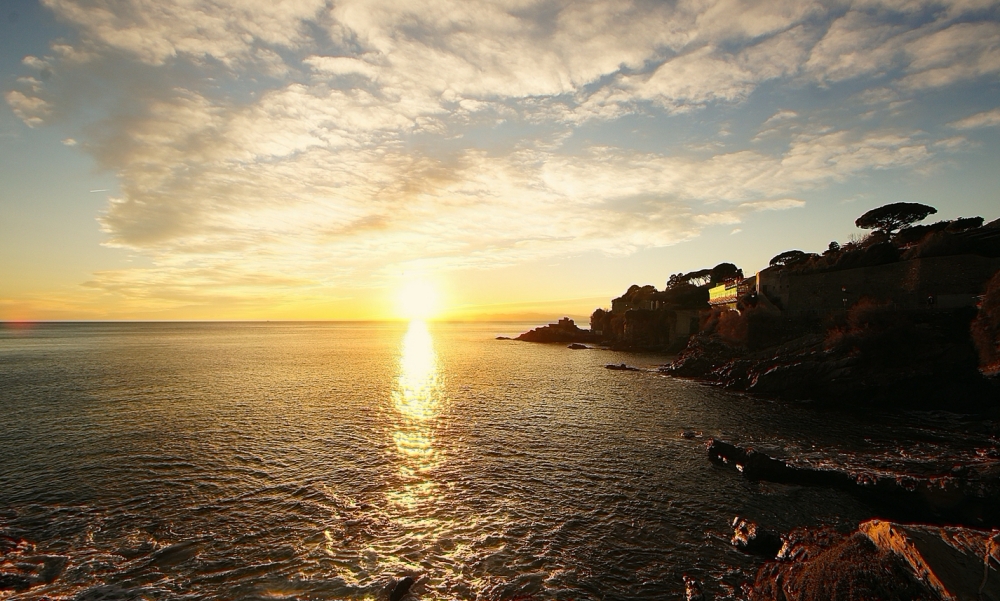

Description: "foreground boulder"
747 520 1000 601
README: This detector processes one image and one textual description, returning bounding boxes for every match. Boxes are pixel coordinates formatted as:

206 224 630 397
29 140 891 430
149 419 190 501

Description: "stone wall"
619 308 700 349
758 254 1000 314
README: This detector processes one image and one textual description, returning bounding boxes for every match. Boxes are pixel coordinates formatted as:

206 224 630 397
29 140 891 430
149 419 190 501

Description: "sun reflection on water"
369 321 474 597
389 320 444 509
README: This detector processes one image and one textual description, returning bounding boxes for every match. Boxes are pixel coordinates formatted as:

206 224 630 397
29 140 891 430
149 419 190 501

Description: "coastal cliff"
664 303 1000 407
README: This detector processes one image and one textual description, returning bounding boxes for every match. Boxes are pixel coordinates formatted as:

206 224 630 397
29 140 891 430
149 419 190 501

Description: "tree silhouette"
667 268 711 288
710 262 743 284
855 202 937 233
769 250 807 267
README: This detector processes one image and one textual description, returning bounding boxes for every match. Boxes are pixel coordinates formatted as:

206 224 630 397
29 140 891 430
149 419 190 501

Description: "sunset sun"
397 279 441 321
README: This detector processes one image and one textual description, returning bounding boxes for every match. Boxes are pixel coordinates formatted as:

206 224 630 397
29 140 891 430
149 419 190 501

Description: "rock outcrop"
515 317 600 343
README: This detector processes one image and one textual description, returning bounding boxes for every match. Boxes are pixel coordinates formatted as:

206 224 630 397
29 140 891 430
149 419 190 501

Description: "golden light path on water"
381 319 472 597
391 320 444 507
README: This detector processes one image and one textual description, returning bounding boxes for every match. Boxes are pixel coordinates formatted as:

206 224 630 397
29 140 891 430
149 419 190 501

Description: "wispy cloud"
950 107 1000 129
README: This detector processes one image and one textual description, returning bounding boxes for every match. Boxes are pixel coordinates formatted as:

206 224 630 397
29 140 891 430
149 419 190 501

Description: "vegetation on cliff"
972 270 1000 374
765 213 1000 279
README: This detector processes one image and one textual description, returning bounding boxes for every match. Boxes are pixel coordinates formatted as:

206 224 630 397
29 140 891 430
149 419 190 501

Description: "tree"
769 250 807 267
972 271 1000 370
667 268 711 289
710 262 743 284
855 202 937 233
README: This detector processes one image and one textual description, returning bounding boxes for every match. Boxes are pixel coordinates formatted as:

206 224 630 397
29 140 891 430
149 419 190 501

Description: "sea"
1 321 995 600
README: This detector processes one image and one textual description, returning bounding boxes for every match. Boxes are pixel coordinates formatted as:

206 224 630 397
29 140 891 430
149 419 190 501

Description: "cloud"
4 91 51 127
805 10 906 83
901 21 1000 88
304 55 378 78
40 0 326 65
739 199 806 211
7 0 998 312
950 107 1000 128
763 110 799 126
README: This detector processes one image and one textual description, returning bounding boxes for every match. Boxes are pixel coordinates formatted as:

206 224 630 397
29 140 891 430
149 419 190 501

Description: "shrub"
946 216 984 233
972 270 1000 372
700 307 747 345
825 298 917 367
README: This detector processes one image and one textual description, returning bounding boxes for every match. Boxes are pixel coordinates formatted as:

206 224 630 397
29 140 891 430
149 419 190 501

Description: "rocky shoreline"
708 438 1000 529
504 206 1000 598
662 307 1000 409
506 311 1000 597
701 438 1000 600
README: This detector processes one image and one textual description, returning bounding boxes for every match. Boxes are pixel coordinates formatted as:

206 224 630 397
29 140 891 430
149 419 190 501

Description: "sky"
2 0 1000 321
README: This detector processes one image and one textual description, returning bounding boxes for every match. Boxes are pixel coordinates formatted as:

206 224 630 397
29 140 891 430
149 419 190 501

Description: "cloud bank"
7 0 1000 313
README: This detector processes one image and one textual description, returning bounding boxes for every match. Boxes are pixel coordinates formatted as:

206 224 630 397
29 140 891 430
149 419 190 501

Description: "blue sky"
2 0 1000 320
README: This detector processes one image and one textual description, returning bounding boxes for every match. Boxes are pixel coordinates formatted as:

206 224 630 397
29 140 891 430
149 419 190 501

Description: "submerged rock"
0 573 32 591
605 363 640 371
731 516 783 559
150 540 205 567
682 574 705 601
567 343 588 349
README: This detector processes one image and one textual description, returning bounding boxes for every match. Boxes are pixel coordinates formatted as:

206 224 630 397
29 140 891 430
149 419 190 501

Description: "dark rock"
681 430 700 439
605 363 640 371
731 516 783 558
39 555 68 583
708 439 1000 528
389 576 416 601
495 336 511 340
0 573 33 591
0 535 24 555
682 574 705 601
567 343 588 349
150 540 205 567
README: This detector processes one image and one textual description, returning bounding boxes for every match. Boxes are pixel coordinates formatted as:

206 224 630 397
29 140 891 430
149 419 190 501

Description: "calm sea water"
1 322 994 600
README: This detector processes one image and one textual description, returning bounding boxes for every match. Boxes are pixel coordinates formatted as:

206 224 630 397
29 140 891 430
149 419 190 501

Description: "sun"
396 279 441 320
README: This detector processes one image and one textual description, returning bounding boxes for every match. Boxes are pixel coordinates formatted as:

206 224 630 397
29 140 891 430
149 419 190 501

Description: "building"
708 278 752 310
